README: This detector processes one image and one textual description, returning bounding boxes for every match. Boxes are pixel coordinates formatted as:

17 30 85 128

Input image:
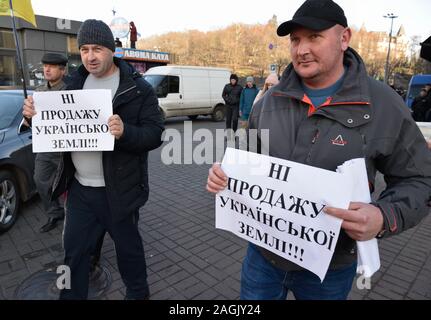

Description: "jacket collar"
46 80 66 91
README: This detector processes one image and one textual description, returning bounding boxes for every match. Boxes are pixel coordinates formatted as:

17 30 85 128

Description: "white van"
143 66 231 121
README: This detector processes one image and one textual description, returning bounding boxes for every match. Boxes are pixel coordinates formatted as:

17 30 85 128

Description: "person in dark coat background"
412 85 431 122
130 21 137 48
222 74 243 134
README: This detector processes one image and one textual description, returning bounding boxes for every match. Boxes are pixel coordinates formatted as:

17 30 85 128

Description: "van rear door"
209 69 230 107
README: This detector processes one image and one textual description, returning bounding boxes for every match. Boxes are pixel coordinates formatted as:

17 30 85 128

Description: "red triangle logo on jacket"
331 135 348 146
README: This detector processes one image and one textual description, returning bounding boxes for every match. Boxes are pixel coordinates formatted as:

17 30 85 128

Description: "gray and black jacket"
249 48 431 271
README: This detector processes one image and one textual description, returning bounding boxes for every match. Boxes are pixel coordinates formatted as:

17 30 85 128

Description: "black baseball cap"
277 0 348 37
41 53 68 66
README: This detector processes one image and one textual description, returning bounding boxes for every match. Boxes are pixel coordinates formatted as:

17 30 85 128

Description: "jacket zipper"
306 129 320 164
112 85 137 106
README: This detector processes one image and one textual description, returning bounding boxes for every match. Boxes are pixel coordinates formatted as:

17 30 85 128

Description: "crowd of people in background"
223 73 280 135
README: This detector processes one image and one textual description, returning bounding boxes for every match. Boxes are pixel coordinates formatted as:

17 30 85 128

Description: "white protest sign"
216 148 356 281
32 89 114 152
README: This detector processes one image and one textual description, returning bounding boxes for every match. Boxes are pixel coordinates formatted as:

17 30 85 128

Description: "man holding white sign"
207 0 431 300
216 148 356 282
23 19 164 300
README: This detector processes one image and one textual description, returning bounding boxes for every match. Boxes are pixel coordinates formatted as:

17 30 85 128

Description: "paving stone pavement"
0 118 430 300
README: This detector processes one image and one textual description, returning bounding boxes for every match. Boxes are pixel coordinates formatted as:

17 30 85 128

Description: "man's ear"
341 27 352 51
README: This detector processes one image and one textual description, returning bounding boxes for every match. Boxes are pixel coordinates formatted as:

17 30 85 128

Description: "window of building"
0 55 18 86
67 36 79 54
0 29 15 49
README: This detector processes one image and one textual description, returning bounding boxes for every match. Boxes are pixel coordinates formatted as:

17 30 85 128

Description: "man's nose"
296 41 311 56
87 50 96 60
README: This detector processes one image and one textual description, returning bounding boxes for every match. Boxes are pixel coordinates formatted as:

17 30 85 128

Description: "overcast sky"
32 0 431 42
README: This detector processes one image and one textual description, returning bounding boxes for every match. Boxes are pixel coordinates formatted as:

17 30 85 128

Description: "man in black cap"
34 53 68 233
23 19 164 300
222 74 243 135
207 0 431 300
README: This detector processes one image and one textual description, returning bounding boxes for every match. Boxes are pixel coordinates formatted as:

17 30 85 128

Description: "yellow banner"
0 0 37 27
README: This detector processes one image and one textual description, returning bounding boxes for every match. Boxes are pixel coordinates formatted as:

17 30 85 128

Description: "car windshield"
143 75 180 98
143 75 169 98
143 75 167 89
409 85 425 99
0 94 23 130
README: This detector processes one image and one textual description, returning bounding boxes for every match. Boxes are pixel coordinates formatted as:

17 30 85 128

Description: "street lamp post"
383 13 398 84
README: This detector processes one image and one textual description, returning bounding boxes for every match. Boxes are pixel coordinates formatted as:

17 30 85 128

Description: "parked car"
0 90 36 233
143 66 231 121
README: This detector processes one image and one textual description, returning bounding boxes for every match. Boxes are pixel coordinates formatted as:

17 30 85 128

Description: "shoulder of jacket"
35 84 47 91
367 77 412 119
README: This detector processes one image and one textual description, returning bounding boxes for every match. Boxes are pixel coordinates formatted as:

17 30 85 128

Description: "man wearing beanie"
23 19 164 300
207 0 431 300
222 74 243 135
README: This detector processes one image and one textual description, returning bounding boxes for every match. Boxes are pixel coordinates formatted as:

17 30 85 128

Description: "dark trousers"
60 179 149 300
34 153 64 219
225 104 239 132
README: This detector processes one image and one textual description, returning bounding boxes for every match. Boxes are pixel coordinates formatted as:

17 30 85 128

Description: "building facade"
0 15 171 88
0 15 82 88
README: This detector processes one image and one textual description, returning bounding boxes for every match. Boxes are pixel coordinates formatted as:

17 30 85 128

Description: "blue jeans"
240 243 356 300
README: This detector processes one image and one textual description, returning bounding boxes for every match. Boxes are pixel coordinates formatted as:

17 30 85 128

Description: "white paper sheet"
32 89 114 152
337 158 381 278
216 148 356 281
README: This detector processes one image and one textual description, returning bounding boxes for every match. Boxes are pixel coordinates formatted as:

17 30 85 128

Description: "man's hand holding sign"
325 203 384 241
108 114 124 140
207 148 383 281
207 160 384 242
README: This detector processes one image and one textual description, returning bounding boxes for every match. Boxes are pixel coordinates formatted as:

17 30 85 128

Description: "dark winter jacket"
411 93 431 122
240 85 259 120
52 58 164 222
249 48 431 271
222 83 243 107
